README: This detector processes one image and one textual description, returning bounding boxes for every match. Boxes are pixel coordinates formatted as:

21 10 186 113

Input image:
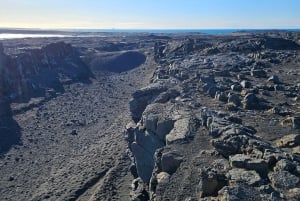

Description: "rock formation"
126 31 300 201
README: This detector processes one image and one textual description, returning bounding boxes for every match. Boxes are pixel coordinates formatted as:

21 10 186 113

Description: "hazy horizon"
1 0 299 30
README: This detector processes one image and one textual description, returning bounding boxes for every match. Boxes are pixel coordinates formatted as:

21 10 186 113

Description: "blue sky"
0 0 299 29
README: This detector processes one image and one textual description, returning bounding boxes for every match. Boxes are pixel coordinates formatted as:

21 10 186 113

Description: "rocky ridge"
0 31 299 201
126 32 300 200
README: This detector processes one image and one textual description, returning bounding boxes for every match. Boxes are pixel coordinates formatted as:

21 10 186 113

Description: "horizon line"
1 27 300 31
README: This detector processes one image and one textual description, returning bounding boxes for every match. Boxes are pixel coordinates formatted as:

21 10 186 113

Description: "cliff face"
0 43 11 116
0 41 92 102
0 41 92 154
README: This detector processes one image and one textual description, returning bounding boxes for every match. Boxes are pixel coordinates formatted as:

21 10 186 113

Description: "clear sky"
1 0 299 29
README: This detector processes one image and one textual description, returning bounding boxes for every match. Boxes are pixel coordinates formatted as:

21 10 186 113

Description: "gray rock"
245 159 269 173
196 169 226 198
285 188 300 201
200 75 215 83
251 68 267 78
248 139 273 152
274 84 285 91
207 86 217 97
229 154 251 168
231 84 242 92
154 88 180 103
267 75 280 84
218 184 263 201
156 172 170 184
131 129 165 182
274 159 296 172
212 132 250 157
130 178 150 201
281 116 300 129
228 168 262 186
166 116 197 144
214 69 230 77
268 170 300 190
215 91 228 102
141 103 174 135
211 138 240 158
212 159 230 172
240 80 251 88
203 82 217 97
131 142 155 183
242 93 259 109
228 93 241 106
130 82 168 122
161 150 183 174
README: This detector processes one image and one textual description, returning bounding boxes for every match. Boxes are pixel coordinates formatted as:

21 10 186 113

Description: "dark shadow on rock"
0 105 21 155
263 37 300 50
91 51 146 73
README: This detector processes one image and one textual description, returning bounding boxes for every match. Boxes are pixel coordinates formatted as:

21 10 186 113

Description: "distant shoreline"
0 28 300 39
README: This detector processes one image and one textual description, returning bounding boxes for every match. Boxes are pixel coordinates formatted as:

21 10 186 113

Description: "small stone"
70 130 77 135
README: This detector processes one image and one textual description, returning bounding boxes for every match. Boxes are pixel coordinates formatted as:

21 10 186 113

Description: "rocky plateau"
0 30 300 201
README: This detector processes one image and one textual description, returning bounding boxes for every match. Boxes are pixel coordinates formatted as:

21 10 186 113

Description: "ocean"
0 29 299 39
0 33 72 40
68 28 300 34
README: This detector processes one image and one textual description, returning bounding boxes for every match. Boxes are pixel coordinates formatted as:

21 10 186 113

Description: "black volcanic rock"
0 41 92 154
0 42 92 102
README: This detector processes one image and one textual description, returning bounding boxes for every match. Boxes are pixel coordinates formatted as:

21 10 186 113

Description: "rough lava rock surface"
0 30 300 201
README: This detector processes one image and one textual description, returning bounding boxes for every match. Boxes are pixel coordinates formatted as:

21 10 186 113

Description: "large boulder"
268 170 300 190
275 134 300 148
166 115 197 144
130 82 168 122
242 93 259 109
130 178 150 201
160 150 183 174
196 169 227 198
131 129 165 183
141 103 174 141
